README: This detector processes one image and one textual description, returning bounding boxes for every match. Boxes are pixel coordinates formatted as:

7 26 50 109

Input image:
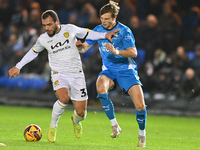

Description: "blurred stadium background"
1 0 200 116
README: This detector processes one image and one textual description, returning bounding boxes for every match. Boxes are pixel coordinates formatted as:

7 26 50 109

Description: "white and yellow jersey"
32 24 88 75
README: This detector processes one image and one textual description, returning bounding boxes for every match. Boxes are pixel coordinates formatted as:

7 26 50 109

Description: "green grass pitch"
0 105 200 150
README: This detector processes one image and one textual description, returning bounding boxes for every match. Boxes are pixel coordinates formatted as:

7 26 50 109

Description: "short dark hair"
41 10 58 22
100 0 120 18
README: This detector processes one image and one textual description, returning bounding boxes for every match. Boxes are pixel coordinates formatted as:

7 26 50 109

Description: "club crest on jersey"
64 32 69 38
112 33 119 38
125 35 132 41
54 80 59 86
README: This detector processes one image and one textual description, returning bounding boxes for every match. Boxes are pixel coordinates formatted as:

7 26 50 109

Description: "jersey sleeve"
16 49 38 69
71 24 88 39
32 36 45 53
85 27 98 46
73 24 105 41
122 28 136 49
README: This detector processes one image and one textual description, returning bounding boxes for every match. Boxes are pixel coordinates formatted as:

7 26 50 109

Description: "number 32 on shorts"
80 88 87 97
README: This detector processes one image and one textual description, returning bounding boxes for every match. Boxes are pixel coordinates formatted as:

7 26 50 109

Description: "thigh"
96 70 116 93
56 88 70 104
96 75 115 94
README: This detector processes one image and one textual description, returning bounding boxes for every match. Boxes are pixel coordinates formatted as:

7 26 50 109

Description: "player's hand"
8 67 20 78
76 40 83 49
105 28 119 42
104 43 117 54
76 40 85 53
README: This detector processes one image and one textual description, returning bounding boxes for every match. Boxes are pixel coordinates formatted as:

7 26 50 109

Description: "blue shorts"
99 69 142 92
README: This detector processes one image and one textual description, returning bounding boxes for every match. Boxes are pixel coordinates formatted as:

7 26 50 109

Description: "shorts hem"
70 98 88 101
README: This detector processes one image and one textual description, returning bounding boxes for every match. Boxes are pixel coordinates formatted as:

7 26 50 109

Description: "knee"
56 89 70 104
135 103 145 111
97 85 107 95
58 95 70 104
76 110 86 117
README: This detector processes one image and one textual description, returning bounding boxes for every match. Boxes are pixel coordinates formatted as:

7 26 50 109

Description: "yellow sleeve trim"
83 28 89 39
31 47 38 53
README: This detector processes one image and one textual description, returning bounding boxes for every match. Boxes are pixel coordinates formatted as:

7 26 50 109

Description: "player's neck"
107 22 117 30
55 25 61 34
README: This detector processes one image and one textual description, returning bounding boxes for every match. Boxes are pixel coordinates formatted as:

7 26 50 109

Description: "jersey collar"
55 25 61 34
47 25 61 37
103 21 118 31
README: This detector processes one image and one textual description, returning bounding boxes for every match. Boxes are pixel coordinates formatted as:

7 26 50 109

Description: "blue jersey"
86 22 137 71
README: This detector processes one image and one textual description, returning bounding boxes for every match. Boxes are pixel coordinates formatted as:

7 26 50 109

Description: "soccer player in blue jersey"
76 0 147 147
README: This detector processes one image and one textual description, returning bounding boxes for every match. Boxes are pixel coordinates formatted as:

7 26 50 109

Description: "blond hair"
100 0 120 18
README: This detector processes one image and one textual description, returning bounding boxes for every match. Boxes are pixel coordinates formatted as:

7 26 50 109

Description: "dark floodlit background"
0 0 200 116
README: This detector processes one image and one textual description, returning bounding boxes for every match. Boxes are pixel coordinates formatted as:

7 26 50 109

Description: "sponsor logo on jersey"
102 42 114 52
52 46 71 54
125 35 132 40
51 39 69 49
64 32 69 38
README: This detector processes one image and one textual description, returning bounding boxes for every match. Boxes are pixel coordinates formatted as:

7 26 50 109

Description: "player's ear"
112 16 117 22
56 19 60 25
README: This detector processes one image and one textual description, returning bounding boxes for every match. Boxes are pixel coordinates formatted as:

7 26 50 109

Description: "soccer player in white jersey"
76 1 147 147
8 10 118 142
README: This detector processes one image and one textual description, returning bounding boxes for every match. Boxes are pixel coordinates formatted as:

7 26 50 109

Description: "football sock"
97 93 115 120
139 129 146 136
50 100 67 128
110 118 118 127
136 106 147 131
73 110 87 125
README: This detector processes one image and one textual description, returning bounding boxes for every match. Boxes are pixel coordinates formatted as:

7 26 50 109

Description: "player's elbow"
127 47 137 57
132 51 137 58
133 47 138 57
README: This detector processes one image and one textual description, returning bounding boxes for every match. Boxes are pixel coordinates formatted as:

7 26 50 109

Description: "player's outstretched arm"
76 29 120 53
86 29 119 42
8 49 39 78
8 67 20 78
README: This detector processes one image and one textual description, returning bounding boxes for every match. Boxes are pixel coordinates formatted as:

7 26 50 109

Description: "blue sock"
97 93 115 120
136 106 147 130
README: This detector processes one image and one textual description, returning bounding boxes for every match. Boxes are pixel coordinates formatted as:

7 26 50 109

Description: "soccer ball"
24 124 42 141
